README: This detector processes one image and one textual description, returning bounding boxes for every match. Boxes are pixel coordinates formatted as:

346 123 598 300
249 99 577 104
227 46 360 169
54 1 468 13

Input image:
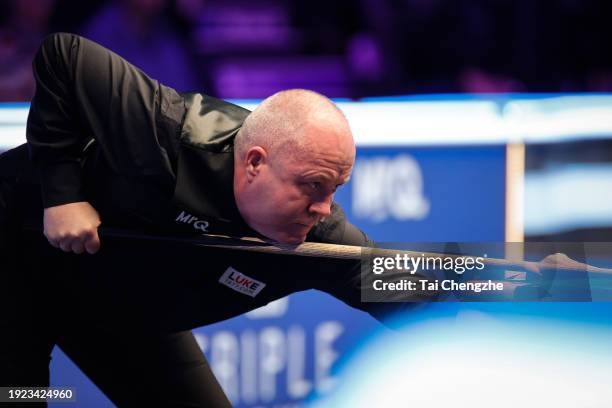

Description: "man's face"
241 133 354 244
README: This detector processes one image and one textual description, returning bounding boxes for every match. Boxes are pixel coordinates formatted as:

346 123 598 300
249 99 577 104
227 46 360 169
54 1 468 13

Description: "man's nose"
309 195 332 218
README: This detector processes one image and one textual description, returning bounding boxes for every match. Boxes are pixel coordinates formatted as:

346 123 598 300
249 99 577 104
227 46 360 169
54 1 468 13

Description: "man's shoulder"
180 93 251 151
182 93 251 118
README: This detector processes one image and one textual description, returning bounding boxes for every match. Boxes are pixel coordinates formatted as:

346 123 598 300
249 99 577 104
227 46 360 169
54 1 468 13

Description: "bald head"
233 89 356 244
234 89 353 161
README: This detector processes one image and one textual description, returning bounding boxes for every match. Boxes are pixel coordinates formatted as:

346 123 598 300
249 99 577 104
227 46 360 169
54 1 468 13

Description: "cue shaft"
97 229 612 275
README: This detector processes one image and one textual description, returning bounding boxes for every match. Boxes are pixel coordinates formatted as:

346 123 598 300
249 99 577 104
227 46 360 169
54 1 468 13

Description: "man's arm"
26 33 183 253
27 34 90 208
27 34 101 252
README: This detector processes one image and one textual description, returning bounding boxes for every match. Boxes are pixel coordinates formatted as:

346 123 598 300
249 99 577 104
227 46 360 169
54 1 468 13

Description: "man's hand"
43 201 102 254
523 252 585 275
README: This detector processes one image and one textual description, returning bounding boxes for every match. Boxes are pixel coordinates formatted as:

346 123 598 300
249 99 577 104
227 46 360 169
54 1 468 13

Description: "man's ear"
245 146 267 181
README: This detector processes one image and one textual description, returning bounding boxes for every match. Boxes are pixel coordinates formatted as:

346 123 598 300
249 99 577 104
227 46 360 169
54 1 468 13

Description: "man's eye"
309 182 321 191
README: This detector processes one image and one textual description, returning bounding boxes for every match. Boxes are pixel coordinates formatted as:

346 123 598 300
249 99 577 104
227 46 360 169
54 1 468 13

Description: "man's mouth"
295 222 315 229
293 223 311 231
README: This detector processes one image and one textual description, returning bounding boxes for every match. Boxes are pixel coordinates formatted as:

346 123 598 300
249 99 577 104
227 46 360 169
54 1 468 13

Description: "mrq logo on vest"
352 154 430 222
219 267 266 297
175 210 210 232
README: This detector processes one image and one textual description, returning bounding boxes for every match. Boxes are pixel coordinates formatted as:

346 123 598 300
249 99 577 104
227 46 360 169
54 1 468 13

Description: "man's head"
233 89 355 244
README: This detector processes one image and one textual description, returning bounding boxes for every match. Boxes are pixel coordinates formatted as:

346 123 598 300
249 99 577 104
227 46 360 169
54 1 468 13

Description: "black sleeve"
26 33 182 208
307 203 437 327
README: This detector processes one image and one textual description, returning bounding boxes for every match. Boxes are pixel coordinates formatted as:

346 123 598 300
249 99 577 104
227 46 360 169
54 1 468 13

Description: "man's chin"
267 229 309 245
274 234 306 245
256 224 311 245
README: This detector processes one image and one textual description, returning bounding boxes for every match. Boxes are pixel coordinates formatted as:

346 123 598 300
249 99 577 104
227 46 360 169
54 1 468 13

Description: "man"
1 33 428 407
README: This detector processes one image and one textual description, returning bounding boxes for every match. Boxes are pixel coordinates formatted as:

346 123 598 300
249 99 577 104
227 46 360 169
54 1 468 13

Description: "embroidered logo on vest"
175 210 210 232
219 267 266 297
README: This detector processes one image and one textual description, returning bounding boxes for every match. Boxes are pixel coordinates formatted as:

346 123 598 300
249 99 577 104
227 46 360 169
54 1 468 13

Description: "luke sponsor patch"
219 267 266 297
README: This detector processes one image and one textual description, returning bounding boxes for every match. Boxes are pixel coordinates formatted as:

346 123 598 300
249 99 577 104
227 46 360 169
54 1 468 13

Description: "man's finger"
84 230 101 254
71 239 85 254
59 237 75 252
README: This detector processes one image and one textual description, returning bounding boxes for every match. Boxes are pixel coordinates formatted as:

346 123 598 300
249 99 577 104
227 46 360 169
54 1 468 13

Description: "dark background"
2 0 612 101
